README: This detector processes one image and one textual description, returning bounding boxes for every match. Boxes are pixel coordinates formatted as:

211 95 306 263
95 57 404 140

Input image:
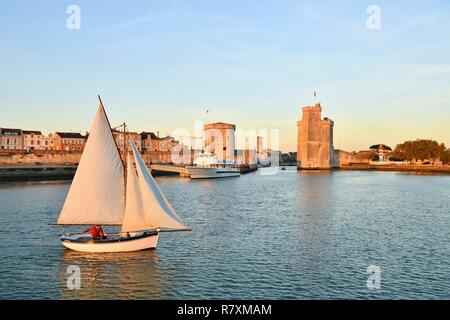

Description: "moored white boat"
54 96 191 253
187 166 240 179
186 153 240 179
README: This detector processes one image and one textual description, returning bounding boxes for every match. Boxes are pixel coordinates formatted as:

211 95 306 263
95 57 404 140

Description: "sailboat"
56 96 191 253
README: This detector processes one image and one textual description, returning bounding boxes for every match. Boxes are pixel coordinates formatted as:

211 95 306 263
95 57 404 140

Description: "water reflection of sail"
58 250 170 299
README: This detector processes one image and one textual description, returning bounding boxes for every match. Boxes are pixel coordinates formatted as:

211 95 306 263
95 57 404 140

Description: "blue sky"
1 0 449 151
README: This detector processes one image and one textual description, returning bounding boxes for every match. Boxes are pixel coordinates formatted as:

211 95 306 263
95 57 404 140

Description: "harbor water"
0 168 449 299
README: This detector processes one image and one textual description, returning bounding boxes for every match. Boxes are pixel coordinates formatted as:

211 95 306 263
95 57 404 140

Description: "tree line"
391 139 450 164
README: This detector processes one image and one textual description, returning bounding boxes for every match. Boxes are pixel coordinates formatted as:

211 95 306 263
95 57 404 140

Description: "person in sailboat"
83 225 106 240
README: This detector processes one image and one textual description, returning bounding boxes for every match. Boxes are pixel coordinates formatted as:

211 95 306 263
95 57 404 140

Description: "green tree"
442 149 450 165
393 139 446 164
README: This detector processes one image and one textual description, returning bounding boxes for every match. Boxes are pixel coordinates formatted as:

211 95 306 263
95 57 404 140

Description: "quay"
151 164 258 177
0 164 259 182
2 162 449 182
150 164 190 177
339 164 450 174
0 165 77 181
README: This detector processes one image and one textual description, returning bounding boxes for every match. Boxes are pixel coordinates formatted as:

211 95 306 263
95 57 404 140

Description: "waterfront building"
141 131 160 152
0 128 23 150
159 136 180 152
204 122 236 164
280 152 297 164
297 103 334 169
22 130 54 151
235 149 257 165
141 131 180 153
41 135 55 151
257 136 264 154
255 136 274 165
52 132 86 152
112 130 142 153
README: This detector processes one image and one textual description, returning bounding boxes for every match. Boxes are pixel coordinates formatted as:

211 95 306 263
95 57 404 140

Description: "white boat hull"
60 232 159 253
186 167 240 179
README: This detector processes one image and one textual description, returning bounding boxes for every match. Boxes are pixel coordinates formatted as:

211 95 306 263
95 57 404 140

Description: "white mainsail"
57 103 125 225
120 139 188 232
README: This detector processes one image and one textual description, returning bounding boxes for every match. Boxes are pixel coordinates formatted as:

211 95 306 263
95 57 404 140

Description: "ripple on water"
0 171 449 299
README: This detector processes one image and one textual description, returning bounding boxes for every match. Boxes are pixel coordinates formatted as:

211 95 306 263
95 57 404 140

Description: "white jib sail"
126 139 189 231
121 154 146 233
57 104 125 225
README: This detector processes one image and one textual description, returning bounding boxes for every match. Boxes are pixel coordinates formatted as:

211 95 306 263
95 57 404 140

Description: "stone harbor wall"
333 149 368 167
0 150 82 165
0 150 179 166
141 151 176 164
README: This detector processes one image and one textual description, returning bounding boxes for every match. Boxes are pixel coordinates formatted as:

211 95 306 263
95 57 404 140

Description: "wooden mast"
97 95 123 167
123 121 128 200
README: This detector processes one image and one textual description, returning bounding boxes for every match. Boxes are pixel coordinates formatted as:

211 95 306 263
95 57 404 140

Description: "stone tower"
204 122 236 164
297 103 334 169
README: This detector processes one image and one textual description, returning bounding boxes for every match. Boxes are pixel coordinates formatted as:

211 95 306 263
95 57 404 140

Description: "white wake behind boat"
55 96 191 253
